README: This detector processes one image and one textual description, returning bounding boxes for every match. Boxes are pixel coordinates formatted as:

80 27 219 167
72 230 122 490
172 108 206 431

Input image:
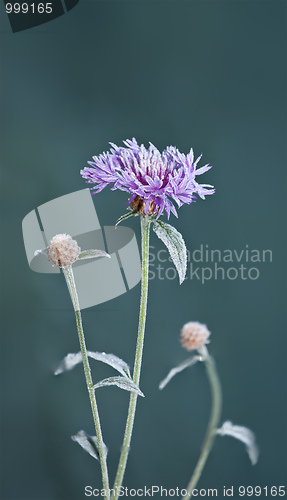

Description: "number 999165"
238 486 285 497
5 3 52 14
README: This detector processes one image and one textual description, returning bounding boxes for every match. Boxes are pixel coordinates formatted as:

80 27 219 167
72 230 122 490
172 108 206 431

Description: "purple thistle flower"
80 138 215 219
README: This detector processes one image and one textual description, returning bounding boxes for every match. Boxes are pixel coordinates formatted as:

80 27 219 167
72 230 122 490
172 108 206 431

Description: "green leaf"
54 351 131 378
115 211 136 227
78 249 111 260
159 355 203 390
153 220 187 284
93 376 145 397
71 430 108 461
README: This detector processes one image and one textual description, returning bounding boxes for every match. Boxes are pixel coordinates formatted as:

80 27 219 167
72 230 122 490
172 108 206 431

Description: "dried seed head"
180 321 211 351
47 234 81 267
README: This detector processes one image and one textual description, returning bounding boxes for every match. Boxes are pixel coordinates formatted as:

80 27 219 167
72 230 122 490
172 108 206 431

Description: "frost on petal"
195 164 212 176
81 139 214 219
217 421 259 465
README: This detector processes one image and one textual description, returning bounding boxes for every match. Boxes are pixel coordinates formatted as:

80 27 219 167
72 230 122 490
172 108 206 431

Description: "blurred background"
0 1 286 499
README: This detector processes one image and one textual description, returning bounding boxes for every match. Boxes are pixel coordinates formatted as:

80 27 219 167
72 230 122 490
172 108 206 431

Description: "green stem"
112 215 151 500
182 345 222 500
63 266 110 500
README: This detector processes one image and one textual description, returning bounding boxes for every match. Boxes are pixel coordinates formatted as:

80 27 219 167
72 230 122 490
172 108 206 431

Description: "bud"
180 321 210 351
47 234 81 267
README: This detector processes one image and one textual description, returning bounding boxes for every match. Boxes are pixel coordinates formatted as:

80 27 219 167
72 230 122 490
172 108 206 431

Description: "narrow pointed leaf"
159 356 203 390
217 421 259 465
93 376 144 397
55 351 131 378
54 352 83 375
71 430 108 461
78 249 111 260
115 211 136 227
87 351 131 378
34 248 48 257
153 220 187 284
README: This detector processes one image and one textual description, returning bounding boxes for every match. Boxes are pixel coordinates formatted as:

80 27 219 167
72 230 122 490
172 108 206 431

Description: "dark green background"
1 1 286 499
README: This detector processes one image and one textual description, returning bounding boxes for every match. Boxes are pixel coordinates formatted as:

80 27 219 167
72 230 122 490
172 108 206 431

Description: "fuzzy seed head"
180 321 211 351
47 234 81 267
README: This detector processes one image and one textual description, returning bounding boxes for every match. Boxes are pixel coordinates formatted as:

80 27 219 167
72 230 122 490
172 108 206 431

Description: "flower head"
180 321 211 351
34 234 110 268
47 234 81 267
81 138 215 219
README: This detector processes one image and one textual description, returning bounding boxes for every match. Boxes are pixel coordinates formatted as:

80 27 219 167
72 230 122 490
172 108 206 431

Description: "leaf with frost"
87 351 131 378
217 421 259 465
55 351 131 378
153 220 187 284
93 376 144 397
159 356 203 390
34 248 48 257
78 249 111 260
54 352 83 375
71 430 107 461
115 211 136 227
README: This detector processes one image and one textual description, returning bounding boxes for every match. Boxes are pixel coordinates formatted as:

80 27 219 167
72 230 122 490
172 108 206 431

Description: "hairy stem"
182 345 222 500
112 215 151 500
63 266 110 500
